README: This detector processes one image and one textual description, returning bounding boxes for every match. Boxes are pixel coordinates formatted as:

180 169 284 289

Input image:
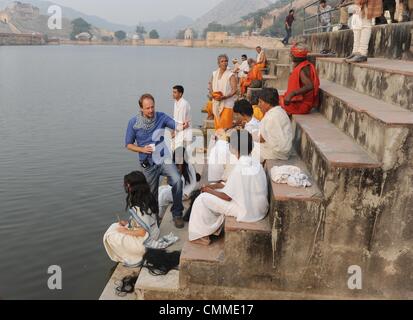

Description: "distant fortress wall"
0 32 43 45
50 34 285 49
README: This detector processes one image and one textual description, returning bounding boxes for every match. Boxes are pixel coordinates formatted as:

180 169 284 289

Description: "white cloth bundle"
271 165 312 188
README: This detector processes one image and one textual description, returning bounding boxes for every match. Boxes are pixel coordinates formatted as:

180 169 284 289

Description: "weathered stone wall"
0 32 43 45
303 22 413 60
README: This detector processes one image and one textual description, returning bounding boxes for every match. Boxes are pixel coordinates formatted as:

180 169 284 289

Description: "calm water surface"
0 45 253 299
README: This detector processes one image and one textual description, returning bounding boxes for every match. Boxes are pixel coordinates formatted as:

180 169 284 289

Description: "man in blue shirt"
125 93 189 228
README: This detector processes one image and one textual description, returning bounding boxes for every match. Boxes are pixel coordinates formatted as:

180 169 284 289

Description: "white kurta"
207 138 237 183
173 97 192 148
189 156 269 241
252 106 292 162
238 60 250 78
158 163 197 217
244 116 260 137
212 69 236 121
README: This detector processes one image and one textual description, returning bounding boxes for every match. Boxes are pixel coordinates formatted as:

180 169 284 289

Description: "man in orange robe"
280 44 320 115
240 59 263 96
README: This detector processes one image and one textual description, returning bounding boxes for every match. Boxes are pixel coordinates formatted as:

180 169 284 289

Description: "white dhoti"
188 192 238 241
158 185 173 218
103 223 149 267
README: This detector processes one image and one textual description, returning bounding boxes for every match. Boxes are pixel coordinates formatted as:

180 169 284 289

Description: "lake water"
0 45 254 299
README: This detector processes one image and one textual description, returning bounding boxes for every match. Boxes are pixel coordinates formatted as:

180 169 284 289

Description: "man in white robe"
207 99 261 182
251 88 293 163
189 130 269 245
172 85 192 149
238 54 250 79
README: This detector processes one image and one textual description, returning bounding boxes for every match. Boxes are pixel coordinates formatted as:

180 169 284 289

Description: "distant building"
206 31 228 47
184 28 194 40
6 1 40 20
75 32 92 41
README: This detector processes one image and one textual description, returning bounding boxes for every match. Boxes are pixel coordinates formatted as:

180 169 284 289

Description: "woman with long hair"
158 147 198 219
103 171 178 267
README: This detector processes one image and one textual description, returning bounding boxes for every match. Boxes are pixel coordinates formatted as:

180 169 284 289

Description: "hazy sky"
52 0 223 25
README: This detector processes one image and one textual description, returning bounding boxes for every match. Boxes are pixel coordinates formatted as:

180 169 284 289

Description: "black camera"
140 159 151 169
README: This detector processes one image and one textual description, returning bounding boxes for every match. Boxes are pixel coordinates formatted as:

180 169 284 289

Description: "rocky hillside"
191 0 272 32
0 1 112 39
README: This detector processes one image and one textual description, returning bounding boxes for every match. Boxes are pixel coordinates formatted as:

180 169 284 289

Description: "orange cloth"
256 63 266 71
240 64 263 95
214 107 234 130
205 100 213 118
253 106 264 121
280 61 320 115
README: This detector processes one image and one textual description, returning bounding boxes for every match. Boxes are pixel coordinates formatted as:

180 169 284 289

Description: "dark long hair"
124 171 158 218
173 147 191 185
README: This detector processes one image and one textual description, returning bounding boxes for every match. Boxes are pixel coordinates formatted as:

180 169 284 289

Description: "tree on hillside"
114 30 126 41
202 22 226 38
176 29 185 39
136 25 146 35
70 17 91 40
149 29 159 39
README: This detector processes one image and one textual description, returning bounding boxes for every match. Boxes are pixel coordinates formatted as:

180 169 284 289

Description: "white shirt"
238 60 250 78
222 156 268 223
255 106 292 161
173 97 192 146
244 116 260 138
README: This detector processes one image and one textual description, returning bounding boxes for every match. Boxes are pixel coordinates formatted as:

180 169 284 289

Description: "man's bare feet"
190 236 211 246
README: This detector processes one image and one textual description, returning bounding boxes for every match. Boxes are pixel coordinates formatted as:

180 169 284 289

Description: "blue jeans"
140 162 184 218
283 27 292 44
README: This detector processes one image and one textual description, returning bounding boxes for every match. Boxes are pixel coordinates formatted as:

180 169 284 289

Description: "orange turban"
291 45 309 58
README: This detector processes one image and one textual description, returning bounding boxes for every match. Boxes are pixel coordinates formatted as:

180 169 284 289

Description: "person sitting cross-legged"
189 130 269 246
240 58 263 96
280 43 320 115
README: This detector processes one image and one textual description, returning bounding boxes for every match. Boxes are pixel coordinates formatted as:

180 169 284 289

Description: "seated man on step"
252 88 293 164
189 130 269 246
280 43 320 115
240 58 263 96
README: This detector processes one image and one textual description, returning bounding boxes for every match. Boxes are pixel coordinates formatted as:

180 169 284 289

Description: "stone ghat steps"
319 79 413 169
136 156 326 299
262 74 288 91
316 57 413 111
293 112 382 193
178 156 324 293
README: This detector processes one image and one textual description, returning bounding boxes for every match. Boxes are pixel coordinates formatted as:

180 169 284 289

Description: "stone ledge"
294 113 381 169
318 57 413 77
320 79 413 127
265 157 323 202
224 215 271 233
180 237 224 263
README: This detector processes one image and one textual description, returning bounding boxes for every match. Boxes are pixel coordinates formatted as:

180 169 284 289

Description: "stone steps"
319 79 413 169
316 57 413 110
262 74 288 90
294 113 381 189
265 156 324 289
292 113 388 293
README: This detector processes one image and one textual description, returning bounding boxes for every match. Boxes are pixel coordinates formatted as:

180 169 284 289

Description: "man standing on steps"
345 0 383 63
279 44 320 115
125 93 189 229
282 9 295 45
